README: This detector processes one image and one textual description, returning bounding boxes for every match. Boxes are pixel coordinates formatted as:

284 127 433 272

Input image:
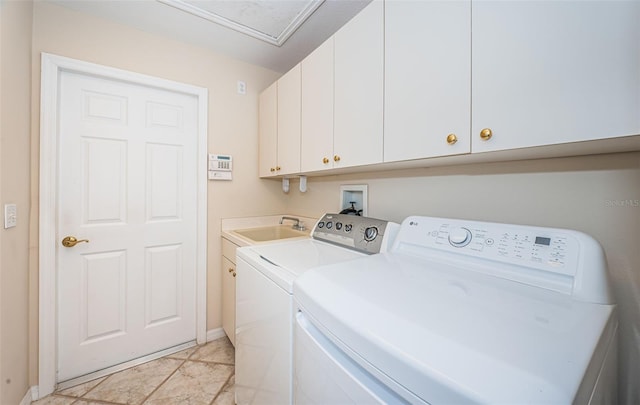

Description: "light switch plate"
237 80 246 95
4 204 17 229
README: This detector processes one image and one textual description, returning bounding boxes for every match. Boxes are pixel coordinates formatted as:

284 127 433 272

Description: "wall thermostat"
208 154 233 180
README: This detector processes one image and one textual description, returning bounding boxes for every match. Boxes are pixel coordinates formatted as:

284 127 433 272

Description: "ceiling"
49 0 372 73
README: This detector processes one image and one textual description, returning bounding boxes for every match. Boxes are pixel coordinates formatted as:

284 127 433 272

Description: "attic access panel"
158 0 325 46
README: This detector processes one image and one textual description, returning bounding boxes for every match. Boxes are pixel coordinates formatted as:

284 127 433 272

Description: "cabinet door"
334 0 384 168
221 256 236 346
258 82 278 177
384 0 471 162
301 37 335 172
277 64 302 175
472 1 640 152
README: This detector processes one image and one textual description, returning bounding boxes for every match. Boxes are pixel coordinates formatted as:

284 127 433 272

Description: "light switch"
4 204 17 229
237 81 246 95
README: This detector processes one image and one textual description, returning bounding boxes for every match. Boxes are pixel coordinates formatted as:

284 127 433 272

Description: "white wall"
1 0 33 403
283 151 640 403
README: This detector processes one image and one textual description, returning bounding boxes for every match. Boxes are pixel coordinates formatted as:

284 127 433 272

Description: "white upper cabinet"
333 0 384 168
258 82 277 177
259 64 302 177
277 64 302 175
384 0 471 162
472 0 640 153
301 37 334 172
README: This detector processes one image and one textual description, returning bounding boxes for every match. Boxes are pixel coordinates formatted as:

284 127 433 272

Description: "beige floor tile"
55 376 106 398
190 337 234 364
165 345 199 360
212 374 235 405
144 362 234 405
83 357 183 404
31 395 76 405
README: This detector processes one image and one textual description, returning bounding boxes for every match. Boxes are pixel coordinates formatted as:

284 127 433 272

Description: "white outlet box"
340 185 368 216
4 204 17 229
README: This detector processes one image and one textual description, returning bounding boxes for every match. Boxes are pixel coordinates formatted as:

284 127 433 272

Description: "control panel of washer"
396 216 583 277
393 216 612 303
312 213 394 254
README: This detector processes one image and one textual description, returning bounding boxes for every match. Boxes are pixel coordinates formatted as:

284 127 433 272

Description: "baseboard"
206 327 227 342
19 386 37 405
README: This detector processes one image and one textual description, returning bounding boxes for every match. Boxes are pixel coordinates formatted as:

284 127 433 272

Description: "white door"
57 70 198 382
472 0 640 152
334 0 383 168
384 0 471 162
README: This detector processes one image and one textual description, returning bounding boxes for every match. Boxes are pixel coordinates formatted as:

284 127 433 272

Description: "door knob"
61 236 89 248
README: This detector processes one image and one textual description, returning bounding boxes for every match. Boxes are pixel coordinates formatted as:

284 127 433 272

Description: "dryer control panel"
394 216 612 304
312 213 398 255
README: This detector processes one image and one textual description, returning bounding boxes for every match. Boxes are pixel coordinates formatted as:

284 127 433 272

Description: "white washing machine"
235 213 399 405
294 216 618 404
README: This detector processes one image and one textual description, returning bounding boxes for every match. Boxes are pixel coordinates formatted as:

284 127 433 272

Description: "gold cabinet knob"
276 166 281 171
228 268 234 273
61 236 89 248
333 155 340 162
480 128 493 141
232 272 236 277
270 167 275 172
446 133 458 145
322 157 329 164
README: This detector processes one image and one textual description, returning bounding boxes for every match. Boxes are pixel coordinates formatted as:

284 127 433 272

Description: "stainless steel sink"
232 225 309 242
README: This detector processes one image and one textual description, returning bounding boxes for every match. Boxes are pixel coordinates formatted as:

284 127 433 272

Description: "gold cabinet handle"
480 128 493 141
276 166 281 171
61 236 89 248
322 157 329 164
333 155 340 162
446 133 458 145
232 272 236 277
270 167 275 172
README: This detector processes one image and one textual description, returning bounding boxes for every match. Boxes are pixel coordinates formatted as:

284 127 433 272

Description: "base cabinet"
221 238 238 346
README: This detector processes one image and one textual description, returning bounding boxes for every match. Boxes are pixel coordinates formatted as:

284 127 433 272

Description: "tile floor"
33 336 235 405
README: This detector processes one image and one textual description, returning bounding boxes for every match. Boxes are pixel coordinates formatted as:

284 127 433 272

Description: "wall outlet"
4 204 17 229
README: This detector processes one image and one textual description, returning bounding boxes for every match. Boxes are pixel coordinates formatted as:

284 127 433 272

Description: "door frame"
38 53 208 397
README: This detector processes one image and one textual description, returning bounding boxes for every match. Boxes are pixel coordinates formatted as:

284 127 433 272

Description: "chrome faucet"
280 216 305 231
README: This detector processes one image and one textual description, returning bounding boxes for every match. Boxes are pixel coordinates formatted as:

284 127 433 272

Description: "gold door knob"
270 167 275 172
480 128 493 141
322 157 329 164
61 236 89 248
333 155 340 162
446 133 458 145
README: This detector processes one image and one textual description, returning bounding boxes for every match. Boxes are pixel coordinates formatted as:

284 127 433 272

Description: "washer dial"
364 226 379 242
449 227 472 247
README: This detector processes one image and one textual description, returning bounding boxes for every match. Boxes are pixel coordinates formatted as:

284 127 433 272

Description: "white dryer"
235 213 399 405
294 216 618 404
